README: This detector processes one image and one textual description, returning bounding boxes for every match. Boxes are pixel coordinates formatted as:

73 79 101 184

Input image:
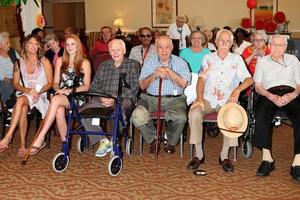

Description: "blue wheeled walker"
52 73 133 176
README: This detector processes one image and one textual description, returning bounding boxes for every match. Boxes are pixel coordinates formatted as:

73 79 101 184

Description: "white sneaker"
95 138 112 157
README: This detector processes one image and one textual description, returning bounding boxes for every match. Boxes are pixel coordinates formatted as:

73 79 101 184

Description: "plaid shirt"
140 54 191 96
90 57 141 100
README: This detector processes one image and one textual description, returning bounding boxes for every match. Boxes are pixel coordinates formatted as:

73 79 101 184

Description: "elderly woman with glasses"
242 30 270 76
129 27 157 66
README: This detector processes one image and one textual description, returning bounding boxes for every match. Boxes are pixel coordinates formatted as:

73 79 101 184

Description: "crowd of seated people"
0 21 300 182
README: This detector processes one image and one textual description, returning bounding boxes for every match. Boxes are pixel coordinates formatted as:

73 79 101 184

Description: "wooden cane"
21 119 44 165
155 78 163 159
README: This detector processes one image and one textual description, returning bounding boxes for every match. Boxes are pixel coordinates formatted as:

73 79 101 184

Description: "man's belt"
147 93 182 98
269 85 295 91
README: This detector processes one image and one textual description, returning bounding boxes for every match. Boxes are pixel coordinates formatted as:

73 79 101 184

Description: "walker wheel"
207 125 219 137
108 155 122 176
76 136 87 154
241 140 253 159
126 138 133 156
52 152 70 173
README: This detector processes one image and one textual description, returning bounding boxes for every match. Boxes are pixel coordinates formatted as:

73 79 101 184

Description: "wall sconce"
114 17 125 37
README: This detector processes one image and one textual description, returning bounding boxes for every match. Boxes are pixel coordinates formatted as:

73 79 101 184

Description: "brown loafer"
187 156 205 170
219 157 234 172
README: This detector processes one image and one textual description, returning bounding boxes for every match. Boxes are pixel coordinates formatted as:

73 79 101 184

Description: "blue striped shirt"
140 54 191 95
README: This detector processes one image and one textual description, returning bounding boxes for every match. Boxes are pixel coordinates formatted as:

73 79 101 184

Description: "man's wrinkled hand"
100 97 114 107
229 89 240 103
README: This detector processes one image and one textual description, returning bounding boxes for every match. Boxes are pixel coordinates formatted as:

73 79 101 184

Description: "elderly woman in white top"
0 31 20 103
0 34 53 157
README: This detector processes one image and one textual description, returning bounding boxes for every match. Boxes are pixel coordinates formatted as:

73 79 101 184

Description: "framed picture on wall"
255 0 278 22
151 0 178 28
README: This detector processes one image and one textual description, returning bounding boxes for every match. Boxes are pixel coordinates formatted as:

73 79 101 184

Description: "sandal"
28 141 47 156
0 145 9 153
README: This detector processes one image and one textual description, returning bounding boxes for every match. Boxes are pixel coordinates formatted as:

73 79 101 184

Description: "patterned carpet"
0 124 300 200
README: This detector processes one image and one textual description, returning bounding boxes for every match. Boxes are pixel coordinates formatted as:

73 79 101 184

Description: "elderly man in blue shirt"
132 35 191 154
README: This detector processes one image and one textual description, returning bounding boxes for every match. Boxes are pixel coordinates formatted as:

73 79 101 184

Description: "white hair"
269 34 288 45
108 39 126 50
215 29 234 43
0 31 9 44
176 15 186 22
252 30 268 42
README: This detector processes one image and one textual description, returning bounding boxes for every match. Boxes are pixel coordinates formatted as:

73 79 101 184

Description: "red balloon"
247 0 257 9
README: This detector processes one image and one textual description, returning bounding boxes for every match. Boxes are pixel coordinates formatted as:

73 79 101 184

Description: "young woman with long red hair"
28 34 91 155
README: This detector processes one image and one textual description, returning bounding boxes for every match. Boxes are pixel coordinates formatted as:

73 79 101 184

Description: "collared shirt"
200 52 251 108
129 44 157 66
140 54 191 96
90 57 141 99
166 23 191 49
254 53 300 90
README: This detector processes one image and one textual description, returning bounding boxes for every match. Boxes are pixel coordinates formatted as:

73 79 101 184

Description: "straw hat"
217 103 248 138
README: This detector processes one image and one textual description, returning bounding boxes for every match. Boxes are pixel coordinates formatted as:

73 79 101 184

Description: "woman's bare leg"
0 96 29 148
55 106 67 141
30 94 69 148
18 104 29 150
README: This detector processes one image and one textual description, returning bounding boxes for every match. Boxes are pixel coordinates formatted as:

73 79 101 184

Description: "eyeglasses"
270 43 287 48
191 37 202 40
140 34 152 38
254 39 265 42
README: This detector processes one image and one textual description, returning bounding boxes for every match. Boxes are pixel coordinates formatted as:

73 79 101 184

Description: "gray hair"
0 31 9 44
108 39 126 50
251 30 268 42
45 33 59 43
215 29 234 43
269 34 288 45
176 15 186 22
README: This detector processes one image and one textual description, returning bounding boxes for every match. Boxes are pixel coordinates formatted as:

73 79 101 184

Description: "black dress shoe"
219 158 234 172
187 157 205 170
256 161 275 176
164 144 175 154
290 166 300 182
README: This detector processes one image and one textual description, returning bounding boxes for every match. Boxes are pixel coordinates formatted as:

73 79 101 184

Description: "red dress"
242 45 270 76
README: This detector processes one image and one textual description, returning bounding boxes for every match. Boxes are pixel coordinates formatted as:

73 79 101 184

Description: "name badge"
92 118 100 126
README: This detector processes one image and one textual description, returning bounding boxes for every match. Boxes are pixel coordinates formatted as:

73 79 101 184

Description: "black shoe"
290 166 300 182
256 161 275 176
187 157 205 170
219 158 234 172
164 144 175 154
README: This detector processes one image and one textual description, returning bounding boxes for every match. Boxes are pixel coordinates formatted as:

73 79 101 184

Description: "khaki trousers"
188 100 238 148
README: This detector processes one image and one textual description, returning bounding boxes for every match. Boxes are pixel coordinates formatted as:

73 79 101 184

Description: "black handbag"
5 59 25 109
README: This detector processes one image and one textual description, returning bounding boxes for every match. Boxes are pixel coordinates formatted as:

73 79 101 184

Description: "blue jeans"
0 79 14 103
